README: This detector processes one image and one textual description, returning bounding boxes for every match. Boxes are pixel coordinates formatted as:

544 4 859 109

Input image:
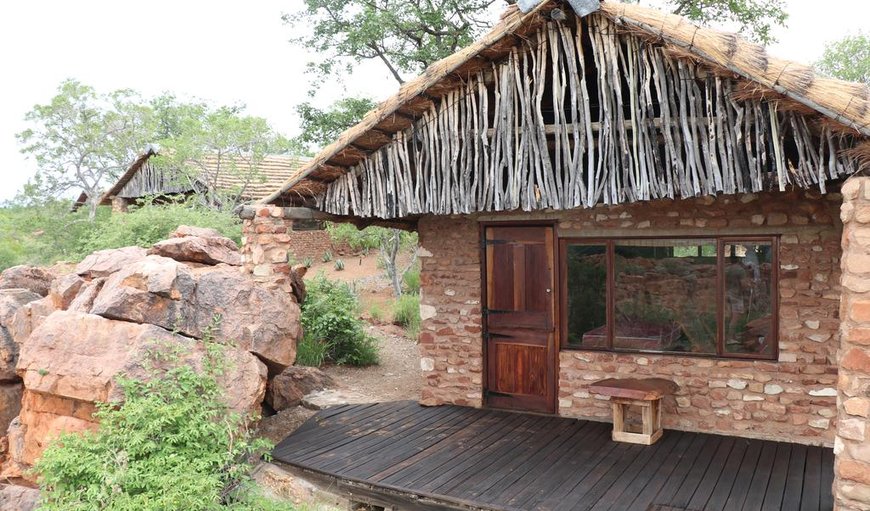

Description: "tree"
16 80 154 220
154 98 297 211
294 97 377 153
815 32 870 85
663 0 786 45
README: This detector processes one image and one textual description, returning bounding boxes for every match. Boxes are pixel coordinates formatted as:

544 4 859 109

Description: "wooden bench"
588 378 679 445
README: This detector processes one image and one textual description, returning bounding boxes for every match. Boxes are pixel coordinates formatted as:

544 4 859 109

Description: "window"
562 237 777 359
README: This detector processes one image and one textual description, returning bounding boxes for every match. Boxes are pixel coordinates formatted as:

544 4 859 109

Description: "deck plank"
271 403 834 511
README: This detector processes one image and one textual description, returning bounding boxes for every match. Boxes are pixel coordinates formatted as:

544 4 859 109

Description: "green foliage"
0 201 241 271
333 259 345 271
295 336 332 367
294 97 376 151
16 79 154 220
326 222 380 252
302 257 314 268
392 294 420 337
662 0 787 44
367 303 385 323
403 267 420 295
300 275 379 366
815 32 870 84
34 335 293 511
285 0 498 85
321 250 333 263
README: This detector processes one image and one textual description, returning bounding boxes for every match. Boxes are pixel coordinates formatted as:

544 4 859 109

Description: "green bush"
403 267 420 295
333 259 345 271
0 200 241 271
392 294 421 337
295 336 332 367
34 337 293 511
326 222 380 252
299 275 379 367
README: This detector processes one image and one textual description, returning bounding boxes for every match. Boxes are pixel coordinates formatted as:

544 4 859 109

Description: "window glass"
613 240 717 354
723 241 774 355
565 244 607 348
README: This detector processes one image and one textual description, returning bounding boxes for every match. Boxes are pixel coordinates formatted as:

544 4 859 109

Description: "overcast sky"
0 0 866 203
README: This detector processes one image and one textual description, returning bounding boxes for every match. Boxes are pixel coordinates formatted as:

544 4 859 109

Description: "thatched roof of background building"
261 0 870 206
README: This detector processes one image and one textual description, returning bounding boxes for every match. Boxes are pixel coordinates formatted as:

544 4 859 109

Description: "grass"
392 294 421 338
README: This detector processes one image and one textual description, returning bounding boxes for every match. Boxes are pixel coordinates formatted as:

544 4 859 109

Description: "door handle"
546 288 551 293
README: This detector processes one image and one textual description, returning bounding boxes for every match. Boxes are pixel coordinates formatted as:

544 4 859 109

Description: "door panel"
484 225 556 414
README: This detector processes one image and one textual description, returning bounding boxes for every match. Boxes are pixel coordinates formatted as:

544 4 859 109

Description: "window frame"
559 235 779 360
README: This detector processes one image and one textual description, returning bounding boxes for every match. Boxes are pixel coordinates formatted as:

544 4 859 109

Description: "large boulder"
67 277 106 313
0 484 39 511
172 225 224 239
266 367 335 412
14 311 267 467
6 297 55 348
149 233 241 266
17 311 266 413
88 259 300 371
0 290 41 381
189 265 300 371
0 384 23 434
0 266 54 297
0 290 41 327
47 273 85 310
89 256 195 330
75 246 147 279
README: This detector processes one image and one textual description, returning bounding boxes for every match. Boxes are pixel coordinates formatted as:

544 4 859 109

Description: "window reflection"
565 245 607 348
613 240 717 354
723 242 774 355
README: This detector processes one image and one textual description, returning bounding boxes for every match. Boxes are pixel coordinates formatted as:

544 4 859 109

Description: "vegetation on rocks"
297 275 378 367
0 201 240 271
34 336 293 511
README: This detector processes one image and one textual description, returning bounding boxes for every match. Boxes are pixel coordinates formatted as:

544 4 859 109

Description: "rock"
47 273 85 310
0 328 16 382
7 297 55 347
302 389 371 410
0 266 54 297
16 390 97 468
75 246 148 279
0 290 41 327
0 384 23 434
289 265 307 304
257 406 317 445
89 256 195 330
0 484 39 511
172 225 224 239
67 277 106 312
149 235 241 266
2 417 26 479
252 462 322 506
18 311 266 414
266 367 335 412
188 265 301 371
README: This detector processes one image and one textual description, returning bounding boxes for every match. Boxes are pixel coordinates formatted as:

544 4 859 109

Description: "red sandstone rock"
75 246 148 279
148 235 241 266
266 366 335 411
0 383 22 435
7 297 55 348
0 483 39 511
47 273 85 310
0 266 54 297
171 225 224 239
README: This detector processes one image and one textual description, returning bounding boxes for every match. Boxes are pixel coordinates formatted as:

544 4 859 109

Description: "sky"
0 0 867 203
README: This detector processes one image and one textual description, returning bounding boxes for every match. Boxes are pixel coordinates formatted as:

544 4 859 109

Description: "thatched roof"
93 152 308 207
261 0 870 206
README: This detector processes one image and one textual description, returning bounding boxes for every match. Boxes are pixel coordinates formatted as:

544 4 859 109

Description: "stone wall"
418 190 842 445
240 206 334 288
835 177 870 510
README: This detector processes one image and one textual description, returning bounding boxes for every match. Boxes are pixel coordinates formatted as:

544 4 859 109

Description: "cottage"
252 1 870 509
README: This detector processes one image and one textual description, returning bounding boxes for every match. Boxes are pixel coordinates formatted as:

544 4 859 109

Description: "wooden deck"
272 401 834 511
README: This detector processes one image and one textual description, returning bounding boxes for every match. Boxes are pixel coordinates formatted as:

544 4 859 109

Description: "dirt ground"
304 251 421 403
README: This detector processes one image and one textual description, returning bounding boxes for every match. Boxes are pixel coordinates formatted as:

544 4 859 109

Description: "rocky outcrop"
1 228 301 477
0 484 39 511
75 246 147 279
0 266 54 297
266 367 335 412
149 235 241 266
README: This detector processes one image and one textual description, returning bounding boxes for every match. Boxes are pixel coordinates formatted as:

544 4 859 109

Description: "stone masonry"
418 189 842 445
240 205 334 289
835 177 870 510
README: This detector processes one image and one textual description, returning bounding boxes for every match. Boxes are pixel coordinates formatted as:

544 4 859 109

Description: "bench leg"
611 398 663 445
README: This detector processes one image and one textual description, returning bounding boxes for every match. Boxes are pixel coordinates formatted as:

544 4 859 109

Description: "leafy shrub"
392 294 421 337
299 275 378 366
326 222 380 252
0 200 241 271
295 336 332 367
368 303 385 323
34 337 292 511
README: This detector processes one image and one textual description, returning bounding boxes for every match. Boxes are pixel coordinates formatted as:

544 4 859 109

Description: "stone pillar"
837 177 870 509
238 205 334 292
110 196 129 213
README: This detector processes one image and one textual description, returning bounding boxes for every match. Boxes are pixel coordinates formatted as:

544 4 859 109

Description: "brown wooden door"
483 225 556 414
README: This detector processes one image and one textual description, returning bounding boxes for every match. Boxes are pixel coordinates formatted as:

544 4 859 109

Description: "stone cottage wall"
239 205 333 288
835 177 870 510
418 190 842 445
